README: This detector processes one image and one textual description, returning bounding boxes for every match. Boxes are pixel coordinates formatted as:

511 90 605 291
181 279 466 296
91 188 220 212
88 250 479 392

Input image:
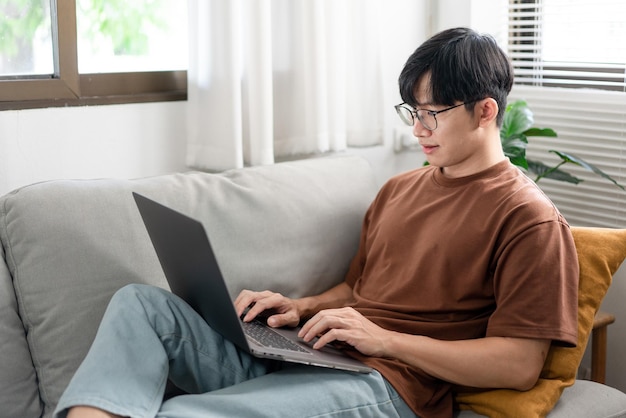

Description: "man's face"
412 75 491 178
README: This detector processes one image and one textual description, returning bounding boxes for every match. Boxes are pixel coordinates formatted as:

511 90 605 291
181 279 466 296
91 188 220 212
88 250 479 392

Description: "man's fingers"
266 312 298 328
234 290 257 317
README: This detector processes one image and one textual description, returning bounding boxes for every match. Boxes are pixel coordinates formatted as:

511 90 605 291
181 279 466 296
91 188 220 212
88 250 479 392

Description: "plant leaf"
527 159 582 184
523 127 558 138
501 100 534 138
509 155 529 170
501 135 528 153
501 131 529 169
549 151 625 190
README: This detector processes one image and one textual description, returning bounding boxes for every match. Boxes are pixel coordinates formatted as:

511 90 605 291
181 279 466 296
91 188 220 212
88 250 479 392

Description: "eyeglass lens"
396 106 436 130
396 106 414 126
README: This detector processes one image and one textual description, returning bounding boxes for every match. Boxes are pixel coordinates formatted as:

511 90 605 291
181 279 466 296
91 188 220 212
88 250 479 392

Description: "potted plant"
501 100 624 190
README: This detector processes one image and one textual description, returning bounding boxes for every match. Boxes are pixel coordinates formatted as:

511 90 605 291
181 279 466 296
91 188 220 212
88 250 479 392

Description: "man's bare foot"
66 406 124 418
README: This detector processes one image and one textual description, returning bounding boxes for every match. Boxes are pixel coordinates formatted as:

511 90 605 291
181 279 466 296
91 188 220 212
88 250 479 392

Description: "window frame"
0 0 186 111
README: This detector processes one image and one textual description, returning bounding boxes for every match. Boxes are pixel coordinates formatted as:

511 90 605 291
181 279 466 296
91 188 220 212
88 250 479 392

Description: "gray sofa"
1 155 625 418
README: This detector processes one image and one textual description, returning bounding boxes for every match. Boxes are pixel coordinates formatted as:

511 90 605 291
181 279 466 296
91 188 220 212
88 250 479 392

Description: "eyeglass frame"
394 100 479 131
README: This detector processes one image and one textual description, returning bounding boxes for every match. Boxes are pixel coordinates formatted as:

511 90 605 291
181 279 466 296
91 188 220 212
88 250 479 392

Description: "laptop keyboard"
242 321 309 353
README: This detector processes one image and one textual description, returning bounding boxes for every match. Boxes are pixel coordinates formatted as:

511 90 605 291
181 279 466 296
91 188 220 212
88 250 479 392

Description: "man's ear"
477 98 499 128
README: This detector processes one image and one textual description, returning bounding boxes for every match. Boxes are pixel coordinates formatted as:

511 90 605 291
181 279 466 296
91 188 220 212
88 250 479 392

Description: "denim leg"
158 367 419 418
54 284 277 418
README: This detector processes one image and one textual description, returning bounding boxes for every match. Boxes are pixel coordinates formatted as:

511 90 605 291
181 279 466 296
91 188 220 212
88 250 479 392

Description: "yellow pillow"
455 227 626 418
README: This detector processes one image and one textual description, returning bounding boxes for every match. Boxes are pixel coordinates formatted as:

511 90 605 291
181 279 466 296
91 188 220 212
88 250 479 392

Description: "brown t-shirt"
344 160 579 418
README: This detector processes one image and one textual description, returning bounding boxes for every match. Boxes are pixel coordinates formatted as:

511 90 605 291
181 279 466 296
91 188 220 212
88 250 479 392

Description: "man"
56 27 578 418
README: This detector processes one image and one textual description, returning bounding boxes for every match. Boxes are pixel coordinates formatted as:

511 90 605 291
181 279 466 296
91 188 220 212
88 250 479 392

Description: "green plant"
500 100 624 190
0 0 167 68
77 0 167 56
0 0 48 73
0 0 47 56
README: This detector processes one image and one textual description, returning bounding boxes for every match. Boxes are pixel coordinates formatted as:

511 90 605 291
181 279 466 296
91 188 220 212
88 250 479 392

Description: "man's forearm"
386 333 550 391
295 282 354 320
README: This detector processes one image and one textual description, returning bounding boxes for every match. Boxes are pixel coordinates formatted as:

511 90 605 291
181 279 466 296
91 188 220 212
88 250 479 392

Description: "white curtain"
186 0 385 171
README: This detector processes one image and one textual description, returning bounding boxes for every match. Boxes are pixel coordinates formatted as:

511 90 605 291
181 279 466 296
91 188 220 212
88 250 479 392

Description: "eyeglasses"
394 101 477 131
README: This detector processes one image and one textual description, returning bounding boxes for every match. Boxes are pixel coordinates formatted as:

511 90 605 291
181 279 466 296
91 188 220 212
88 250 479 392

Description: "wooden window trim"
0 0 186 111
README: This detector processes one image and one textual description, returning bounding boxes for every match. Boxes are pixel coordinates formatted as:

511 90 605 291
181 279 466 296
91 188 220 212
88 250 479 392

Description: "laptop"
132 192 372 374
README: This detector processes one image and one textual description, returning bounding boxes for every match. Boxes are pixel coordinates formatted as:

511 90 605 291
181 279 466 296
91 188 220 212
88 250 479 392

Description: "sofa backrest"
0 155 379 417
0 244 43 417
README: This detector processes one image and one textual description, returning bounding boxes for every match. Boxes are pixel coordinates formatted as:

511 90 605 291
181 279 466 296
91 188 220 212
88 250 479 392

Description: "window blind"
508 0 626 91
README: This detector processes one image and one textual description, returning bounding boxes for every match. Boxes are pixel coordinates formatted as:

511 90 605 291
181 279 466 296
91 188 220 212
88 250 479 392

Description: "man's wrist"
294 296 317 321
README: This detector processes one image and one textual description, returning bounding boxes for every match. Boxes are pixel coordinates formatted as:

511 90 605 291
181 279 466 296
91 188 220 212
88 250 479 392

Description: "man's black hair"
398 27 514 126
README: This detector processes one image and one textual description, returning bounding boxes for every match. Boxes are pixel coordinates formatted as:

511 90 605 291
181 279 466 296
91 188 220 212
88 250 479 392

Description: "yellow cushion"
455 227 626 418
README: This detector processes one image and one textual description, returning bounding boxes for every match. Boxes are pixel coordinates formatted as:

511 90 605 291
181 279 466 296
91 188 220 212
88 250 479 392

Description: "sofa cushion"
455 379 626 417
0 155 378 417
0 245 42 417
455 227 626 418
547 379 626 418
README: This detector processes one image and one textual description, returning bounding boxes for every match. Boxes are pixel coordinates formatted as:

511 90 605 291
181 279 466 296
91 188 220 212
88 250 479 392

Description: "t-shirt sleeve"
486 220 579 347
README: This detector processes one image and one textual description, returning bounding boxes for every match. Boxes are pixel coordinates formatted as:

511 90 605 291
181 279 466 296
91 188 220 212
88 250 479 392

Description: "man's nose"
413 118 431 138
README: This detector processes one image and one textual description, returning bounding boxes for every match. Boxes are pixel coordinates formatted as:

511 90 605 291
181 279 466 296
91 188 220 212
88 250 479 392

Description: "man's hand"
234 282 355 330
234 290 301 328
298 307 393 357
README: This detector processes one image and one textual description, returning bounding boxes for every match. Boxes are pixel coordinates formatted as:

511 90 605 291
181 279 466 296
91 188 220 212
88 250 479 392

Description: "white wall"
0 101 188 195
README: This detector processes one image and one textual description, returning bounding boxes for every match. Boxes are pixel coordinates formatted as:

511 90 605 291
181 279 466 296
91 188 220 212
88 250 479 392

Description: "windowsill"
0 70 187 111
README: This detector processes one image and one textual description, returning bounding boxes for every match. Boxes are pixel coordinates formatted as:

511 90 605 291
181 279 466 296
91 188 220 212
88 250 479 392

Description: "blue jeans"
54 284 418 418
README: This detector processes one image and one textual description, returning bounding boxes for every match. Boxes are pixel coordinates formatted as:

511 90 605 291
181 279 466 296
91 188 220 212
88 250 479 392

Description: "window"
0 0 187 110
508 0 626 91
507 0 626 228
